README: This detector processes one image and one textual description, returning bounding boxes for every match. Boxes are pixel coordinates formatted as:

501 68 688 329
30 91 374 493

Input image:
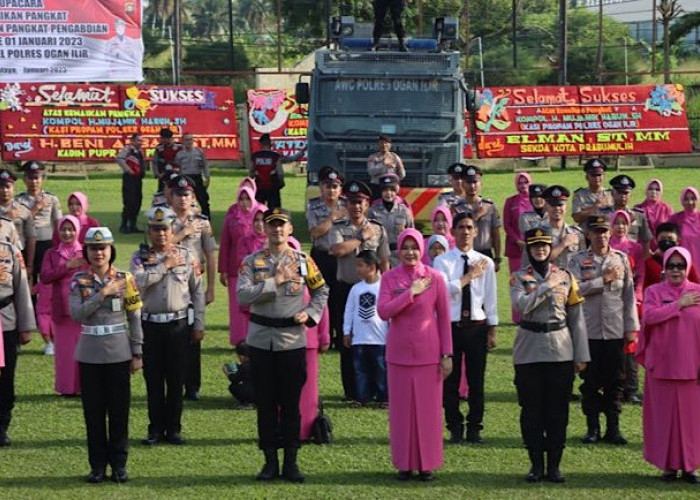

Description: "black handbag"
311 401 333 445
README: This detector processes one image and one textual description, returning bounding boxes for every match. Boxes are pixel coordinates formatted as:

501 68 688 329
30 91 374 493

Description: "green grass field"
2 166 700 499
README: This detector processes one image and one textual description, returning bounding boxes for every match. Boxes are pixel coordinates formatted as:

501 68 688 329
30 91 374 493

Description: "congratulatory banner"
474 84 693 158
0 0 143 82
0 83 240 161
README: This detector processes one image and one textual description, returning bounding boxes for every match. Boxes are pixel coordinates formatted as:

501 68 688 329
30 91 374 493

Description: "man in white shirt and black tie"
434 212 498 444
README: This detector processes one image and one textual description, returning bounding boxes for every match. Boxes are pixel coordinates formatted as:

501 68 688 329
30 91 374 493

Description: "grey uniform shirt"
130 244 205 331
329 218 390 284
172 213 216 265
306 196 346 252
519 211 549 234
237 247 329 351
0 201 35 250
572 188 614 224
17 190 62 241
567 248 640 340
546 222 585 269
174 147 209 178
436 190 462 208
452 197 502 252
367 200 414 258
69 268 144 364
510 264 590 365
0 241 36 332
0 217 21 251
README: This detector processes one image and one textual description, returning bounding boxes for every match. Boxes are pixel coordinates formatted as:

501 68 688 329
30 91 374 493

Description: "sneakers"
44 341 55 356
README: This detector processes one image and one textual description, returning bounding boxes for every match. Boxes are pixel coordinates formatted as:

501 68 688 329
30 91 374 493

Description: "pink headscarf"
240 176 257 195
68 191 89 226
56 215 82 260
287 236 301 251
646 178 663 196
681 186 699 209
514 172 532 190
398 228 427 277
610 209 631 226
663 246 692 280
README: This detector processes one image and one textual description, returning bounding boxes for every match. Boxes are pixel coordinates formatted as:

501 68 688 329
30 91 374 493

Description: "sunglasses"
665 263 687 271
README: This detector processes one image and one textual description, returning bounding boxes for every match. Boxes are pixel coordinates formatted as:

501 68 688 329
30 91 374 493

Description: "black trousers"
249 346 306 450
515 361 575 452
623 352 639 397
336 281 356 400
189 174 210 219
79 361 131 472
142 318 190 436
443 323 488 431
33 239 52 286
311 247 339 346
185 339 201 395
373 0 406 41
0 330 19 430
255 188 281 209
121 174 143 224
580 339 625 417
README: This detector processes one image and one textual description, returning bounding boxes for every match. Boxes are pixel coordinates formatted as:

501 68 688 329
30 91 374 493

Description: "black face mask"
658 239 676 252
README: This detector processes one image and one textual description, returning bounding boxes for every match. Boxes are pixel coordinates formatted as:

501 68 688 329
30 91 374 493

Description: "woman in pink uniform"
503 172 532 273
219 185 261 345
40 215 88 396
634 179 673 251
235 206 268 340
610 210 645 302
422 206 454 265
669 187 700 269
637 246 700 483
286 237 331 441
378 228 452 482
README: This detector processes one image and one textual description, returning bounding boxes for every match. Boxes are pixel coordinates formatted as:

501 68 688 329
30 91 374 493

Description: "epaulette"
368 218 384 227
195 213 209 221
44 190 55 196
482 198 494 205
574 187 584 193
632 206 644 214
332 218 349 225
0 215 11 222
307 196 322 207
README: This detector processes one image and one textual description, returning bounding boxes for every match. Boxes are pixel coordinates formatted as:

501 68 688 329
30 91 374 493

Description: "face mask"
658 239 676 252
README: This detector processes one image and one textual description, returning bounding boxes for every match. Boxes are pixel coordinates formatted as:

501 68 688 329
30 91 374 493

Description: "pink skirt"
228 276 249 346
643 375 700 472
299 348 319 441
52 316 81 395
388 363 444 472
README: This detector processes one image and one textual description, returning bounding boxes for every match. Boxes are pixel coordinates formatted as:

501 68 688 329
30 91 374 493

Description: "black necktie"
461 254 471 320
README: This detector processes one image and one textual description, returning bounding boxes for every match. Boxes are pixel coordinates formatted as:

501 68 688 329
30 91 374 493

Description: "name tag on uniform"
111 298 122 312
299 257 308 277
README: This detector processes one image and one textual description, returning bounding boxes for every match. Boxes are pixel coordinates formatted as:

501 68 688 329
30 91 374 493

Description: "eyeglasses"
665 263 687 271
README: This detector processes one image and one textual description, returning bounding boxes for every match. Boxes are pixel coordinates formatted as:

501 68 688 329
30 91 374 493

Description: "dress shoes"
466 428 484 444
448 425 464 444
86 470 106 484
281 448 305 483
681 472 699 484
660 470 677 482
111 468 129 483
526 450 544 483
141 433 163 446
256 449 279 481
418 471 434 482
396 470 412 481
581 428 600 444
165 432 186 445
184 391 200 401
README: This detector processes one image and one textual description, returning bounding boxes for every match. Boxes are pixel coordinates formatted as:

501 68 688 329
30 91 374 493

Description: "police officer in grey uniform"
542 186 585 269
0 169 36 267
0 239 36 447
330 180 390 401
571 158 614 228
567 215 639 446
609 174 652 257
16 161 62 284
69 227 144 484
368 173 414 266
511 227 590 483
131 207 205 446
169 175 216 400
451 166 503 270
237 207 328 483
518 184 548 234
174 133 211 219
437 163 468 208
306 166 345 349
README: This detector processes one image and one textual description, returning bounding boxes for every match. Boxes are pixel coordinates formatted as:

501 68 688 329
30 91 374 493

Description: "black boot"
370 38 380 51
256 449 279 481
603 413 628 445
398 39 409 52
119 217 129 234
448 424 464 444
129 219 143 233
546 449 565 483
526 449 544 483
0 425 10 447
466 426 484 444
581 414 600 444
281 447 305 483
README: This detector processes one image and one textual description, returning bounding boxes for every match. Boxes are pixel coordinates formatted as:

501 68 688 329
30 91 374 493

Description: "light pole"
472 36 485 88
623 37 629 85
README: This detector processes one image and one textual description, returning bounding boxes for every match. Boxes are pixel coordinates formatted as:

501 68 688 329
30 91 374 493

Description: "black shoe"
466 428 484 444
418 471 434 482
87 470 106 484
184 391 200 401
681 472 699 484
546 449 565 483
141 433 163 446
661 470 677 482
118 224 129 234
256 449 279 481
526 450 544 483
602 432 628 445
398 40 409 52
165 432 185 445
396 470 412 481
603 413 628 445
581 428 600 444
281 448 305 483
624 394 643 405
111 468 128 483
0 429 11 447
448 424 464 444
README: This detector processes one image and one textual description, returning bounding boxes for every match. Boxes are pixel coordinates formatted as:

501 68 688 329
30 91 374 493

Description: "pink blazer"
378 264 452 366
40 249 88 318
503 193 531 258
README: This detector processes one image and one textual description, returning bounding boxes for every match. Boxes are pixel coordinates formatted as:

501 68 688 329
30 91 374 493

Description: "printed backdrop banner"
0 83 239 161
0 0 143 83
474 84 693 158
247 89 307 160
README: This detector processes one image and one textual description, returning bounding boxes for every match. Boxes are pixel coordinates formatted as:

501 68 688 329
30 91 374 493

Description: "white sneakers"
43 341 54 356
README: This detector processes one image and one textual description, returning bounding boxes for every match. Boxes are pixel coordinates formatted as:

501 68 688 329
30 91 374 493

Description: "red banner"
0 83 239 161
247 89 307 160
474 84 693 158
